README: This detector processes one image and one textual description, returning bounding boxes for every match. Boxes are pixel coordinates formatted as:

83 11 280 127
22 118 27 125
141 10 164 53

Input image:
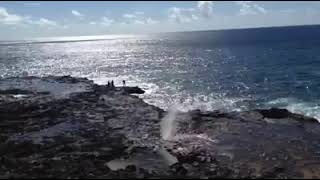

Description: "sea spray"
160 105 220 143
160 104 179 140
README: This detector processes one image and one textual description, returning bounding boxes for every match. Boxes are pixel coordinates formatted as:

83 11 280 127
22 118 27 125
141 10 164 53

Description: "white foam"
142 90 249 113
265 97 320 122
0 78 92 99
171 133 219 143
88 73 250 114
12 94 28 98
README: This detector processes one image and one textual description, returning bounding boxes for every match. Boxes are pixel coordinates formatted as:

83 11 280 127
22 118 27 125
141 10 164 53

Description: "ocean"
1 25 320 120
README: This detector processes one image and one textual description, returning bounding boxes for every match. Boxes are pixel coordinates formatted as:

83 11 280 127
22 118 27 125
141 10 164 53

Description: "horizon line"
1 23 320 43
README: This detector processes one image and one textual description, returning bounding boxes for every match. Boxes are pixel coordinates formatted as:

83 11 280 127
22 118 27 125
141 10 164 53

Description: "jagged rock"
256 108 290 118
0 89 35 95
0 75 319 178
256 108 319 123
121 86 145 94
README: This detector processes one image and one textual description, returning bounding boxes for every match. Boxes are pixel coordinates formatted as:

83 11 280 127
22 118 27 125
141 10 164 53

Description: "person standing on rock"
123 80 126 86
107 81 110 87
111 80 114 87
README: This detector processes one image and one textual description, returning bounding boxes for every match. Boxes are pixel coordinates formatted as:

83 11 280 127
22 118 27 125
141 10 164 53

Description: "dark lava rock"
256 108 319 123
256 108 290 118
0 75 319 179
121 86 145 94
0 89 34 95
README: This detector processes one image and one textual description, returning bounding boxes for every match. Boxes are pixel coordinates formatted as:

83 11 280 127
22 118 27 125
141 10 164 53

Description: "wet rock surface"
0 75 319 178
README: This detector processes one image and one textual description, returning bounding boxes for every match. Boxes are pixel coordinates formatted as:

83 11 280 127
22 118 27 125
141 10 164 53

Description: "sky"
0 1 320 40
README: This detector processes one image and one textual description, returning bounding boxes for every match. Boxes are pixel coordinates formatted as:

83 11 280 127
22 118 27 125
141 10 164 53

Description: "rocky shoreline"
0 75 320 178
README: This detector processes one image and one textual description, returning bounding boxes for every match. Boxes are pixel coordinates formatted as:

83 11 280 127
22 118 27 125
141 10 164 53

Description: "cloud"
89 17 114 26
254 4 267 14
123 14 136 19
134 11 144 15
146 17 158 24
235 1 267 15
33 18 58 27
132 18 158 25
0 7 26 25
168 7 198 23
29 17 66 29
122 11 158 25
24 2 41 6
197 1 214 18
279 9 296 14
0 7 63 29
100 16 114 26
134 20 145 25
72 10 84 17
168 1 214 23
123 12 145 19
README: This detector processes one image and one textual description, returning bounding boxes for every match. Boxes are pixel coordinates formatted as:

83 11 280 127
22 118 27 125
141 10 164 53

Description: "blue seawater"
1 25 320 120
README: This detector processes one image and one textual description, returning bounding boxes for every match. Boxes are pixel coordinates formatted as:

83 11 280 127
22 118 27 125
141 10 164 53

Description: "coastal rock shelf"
0 76 319 178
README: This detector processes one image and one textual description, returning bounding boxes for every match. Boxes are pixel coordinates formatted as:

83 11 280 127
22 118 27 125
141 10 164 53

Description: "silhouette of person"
111 80 114 87
107 81 110 87
123 80 126 86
